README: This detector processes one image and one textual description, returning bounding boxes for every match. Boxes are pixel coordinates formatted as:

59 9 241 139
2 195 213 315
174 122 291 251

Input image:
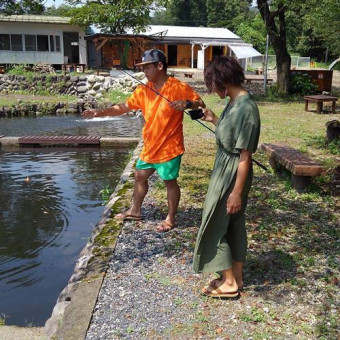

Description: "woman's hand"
226 191 242 214
202 108 219 126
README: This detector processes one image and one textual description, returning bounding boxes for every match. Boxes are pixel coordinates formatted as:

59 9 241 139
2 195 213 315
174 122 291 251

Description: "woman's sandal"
201 285 240 299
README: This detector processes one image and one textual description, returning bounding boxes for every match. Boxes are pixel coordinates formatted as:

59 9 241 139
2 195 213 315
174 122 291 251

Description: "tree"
65 0 155 34
304 0 340 58
207 0 252 31
44 4 74 17
257 0 291 93
236 13 267 54
155 0 207 26
0 0 44 15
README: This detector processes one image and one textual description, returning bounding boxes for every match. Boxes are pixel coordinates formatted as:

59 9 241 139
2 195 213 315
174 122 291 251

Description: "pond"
0 115 142 326
0 114 143 137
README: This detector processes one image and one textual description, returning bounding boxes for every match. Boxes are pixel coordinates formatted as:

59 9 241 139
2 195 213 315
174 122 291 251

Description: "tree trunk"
257 0 291 94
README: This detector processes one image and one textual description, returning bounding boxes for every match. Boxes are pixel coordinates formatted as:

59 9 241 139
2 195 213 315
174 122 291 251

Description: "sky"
45 0 258 8
44 0 65 7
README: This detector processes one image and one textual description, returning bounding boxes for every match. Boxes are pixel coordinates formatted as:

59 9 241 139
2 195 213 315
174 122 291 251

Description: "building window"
37 35 49 51
55 36 61 52
25 35 37 51
2 34 61 52
11 34 23 51
0 34 10 50
49 35 55 51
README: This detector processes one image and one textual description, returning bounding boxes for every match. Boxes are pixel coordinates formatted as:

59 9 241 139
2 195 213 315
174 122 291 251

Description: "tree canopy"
64 0 155 33
0 0 45 15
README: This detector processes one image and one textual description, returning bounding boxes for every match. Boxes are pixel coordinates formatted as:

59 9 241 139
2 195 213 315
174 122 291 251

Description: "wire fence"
248 55 311 71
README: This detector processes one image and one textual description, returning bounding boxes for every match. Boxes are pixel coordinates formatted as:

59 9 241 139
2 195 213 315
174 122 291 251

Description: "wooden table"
304 95 338 114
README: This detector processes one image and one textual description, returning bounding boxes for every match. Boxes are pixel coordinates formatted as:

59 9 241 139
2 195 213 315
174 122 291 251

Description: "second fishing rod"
121 69 268 171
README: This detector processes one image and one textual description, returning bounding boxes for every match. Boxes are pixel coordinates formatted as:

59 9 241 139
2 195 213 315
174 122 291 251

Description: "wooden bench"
245 76 273 84
304 95 338 114
260 143 324 191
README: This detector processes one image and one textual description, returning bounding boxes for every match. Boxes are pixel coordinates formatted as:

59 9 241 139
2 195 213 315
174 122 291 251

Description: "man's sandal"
115 211 141 221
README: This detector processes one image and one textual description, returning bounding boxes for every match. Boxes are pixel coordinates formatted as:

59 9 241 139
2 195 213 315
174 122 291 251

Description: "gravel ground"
85 170 339 339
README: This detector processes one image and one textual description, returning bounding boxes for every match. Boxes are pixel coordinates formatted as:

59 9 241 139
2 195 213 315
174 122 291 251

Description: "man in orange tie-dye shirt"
82 49 205 232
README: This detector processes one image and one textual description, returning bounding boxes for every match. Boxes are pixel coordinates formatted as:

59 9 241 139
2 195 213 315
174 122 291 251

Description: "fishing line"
120 69 268 171
120 69 215 133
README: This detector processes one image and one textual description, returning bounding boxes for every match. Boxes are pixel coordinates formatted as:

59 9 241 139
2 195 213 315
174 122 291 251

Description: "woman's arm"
227 149 252 214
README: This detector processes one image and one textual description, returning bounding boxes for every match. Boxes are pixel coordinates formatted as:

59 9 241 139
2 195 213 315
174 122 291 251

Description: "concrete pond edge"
42 139 143 339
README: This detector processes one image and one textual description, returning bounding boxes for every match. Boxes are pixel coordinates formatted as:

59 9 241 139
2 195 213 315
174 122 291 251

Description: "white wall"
0 22 87 65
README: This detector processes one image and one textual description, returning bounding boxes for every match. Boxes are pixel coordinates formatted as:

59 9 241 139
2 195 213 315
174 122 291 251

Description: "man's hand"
169 100 187 111
81 109 101 118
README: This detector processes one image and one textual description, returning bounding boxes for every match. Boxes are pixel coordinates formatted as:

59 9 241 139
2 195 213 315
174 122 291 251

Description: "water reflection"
0 114 143 137
0 150 130 326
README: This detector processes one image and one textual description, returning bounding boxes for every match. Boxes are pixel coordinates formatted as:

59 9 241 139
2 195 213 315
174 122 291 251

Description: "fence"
248 55 311 71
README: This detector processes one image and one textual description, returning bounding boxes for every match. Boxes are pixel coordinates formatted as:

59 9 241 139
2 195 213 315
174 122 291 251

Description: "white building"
0 15 87 67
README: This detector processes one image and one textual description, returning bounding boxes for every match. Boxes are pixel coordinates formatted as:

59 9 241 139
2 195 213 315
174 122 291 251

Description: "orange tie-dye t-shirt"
126 77 201 163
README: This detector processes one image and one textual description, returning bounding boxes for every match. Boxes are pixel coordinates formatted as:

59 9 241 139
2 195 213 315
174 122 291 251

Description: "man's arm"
169 98 206 112
82 103 130 118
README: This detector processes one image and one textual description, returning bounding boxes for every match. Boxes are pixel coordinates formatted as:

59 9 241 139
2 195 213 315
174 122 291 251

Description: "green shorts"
136 155 182 180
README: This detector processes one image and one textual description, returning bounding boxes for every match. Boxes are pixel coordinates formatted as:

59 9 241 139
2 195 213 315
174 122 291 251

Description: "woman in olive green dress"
193 56 260 298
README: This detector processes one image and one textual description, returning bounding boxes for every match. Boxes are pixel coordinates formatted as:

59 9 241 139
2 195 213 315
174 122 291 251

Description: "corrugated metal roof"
143 25 241 40
91 25 241 40
0 15 71 24
228 45 262 58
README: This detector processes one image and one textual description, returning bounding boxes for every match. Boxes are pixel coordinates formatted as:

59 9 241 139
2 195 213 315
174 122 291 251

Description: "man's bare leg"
115 168 155 219
156 179 180 232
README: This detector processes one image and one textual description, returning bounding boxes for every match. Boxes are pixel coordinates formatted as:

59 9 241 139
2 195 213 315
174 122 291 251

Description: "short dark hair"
152 61 168 73
204 56 245 93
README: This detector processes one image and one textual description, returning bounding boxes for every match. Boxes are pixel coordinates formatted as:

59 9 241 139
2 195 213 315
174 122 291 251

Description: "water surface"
0 114 143 137
0 150 132 326
0 114 142 326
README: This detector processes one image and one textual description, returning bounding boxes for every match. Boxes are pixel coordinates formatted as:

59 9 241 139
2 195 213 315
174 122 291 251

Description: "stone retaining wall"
0 72 146 117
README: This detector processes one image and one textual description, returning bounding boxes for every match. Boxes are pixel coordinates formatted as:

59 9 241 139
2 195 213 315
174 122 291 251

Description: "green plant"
99 186 112 205
0 314 6 326
289 73 318 95
240 307 266 323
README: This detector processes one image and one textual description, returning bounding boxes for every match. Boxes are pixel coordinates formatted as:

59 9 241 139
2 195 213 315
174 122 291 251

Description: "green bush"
289 72 318 95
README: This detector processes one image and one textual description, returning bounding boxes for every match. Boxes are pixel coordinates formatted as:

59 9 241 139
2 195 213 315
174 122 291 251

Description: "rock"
87 89 97 96
134 72 146 80
77 86 88 93
87 75 97 83
92 83 102 91
70 76 79 82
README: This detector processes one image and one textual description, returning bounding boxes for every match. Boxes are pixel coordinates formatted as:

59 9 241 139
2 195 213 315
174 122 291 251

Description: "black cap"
135 49 166 66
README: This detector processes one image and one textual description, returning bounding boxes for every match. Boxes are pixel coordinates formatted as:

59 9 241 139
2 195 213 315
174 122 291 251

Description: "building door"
63 32 79 63
212 46 224 56
168 45 177 66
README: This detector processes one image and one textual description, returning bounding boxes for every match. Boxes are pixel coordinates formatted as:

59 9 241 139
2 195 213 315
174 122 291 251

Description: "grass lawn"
149 93 339 339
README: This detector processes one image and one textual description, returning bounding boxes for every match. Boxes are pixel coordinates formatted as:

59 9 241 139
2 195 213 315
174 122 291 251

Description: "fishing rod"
120 69 268 172
120 69 215 133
